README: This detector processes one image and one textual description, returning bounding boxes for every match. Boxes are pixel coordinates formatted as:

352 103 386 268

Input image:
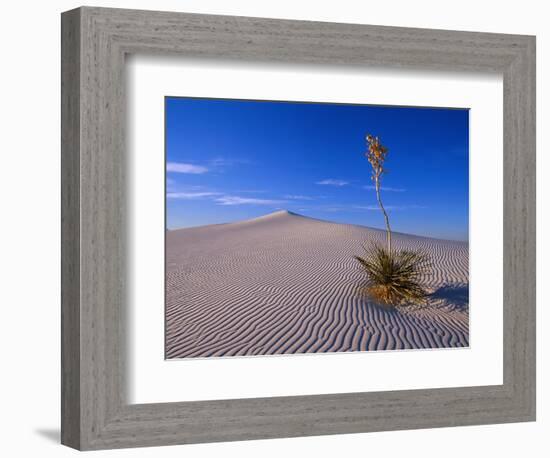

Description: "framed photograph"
61 6 536 450
164 98 470 360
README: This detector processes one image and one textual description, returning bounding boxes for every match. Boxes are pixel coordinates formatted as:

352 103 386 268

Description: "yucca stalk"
365 134 391 253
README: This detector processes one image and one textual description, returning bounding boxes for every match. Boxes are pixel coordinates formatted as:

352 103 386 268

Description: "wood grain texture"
60 6 536 450
60 7 81 450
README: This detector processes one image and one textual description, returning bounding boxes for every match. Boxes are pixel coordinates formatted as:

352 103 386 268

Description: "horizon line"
166 209 468 243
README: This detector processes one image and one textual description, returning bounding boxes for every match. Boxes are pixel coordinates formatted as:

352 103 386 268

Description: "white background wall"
0 1 546 456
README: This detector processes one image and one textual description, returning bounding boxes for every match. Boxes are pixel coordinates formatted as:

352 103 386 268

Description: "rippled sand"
166 210 469 359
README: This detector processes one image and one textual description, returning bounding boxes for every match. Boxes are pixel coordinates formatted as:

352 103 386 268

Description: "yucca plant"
365 134 392 253
356 134 430 306
355 244 430 306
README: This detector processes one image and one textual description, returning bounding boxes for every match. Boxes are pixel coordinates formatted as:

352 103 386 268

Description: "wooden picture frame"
61 6 536 450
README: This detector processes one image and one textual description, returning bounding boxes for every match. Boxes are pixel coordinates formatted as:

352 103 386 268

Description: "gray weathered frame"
61 6 536 451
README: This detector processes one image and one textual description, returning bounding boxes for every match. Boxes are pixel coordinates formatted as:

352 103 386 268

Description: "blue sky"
166 97 469 241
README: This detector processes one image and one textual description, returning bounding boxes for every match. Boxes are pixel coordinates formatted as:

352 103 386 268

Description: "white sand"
166 210 469 359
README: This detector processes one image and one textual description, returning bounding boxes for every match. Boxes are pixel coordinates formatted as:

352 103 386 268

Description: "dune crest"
166 211 469 359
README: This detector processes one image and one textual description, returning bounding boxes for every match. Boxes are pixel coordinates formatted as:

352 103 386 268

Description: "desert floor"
166 210 469 359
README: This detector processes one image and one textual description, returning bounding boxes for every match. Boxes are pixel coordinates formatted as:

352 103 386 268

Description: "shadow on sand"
429 284 469 312
354 283 469 313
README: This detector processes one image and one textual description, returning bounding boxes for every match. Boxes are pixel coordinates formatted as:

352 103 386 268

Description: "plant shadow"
429 284 469 312
354 283 469 313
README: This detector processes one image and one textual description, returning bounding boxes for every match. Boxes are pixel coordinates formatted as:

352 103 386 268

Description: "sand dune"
166 210 469 359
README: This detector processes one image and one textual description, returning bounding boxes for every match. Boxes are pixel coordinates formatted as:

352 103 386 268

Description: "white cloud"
215 196 285 206
284 194 314 200
363 185 405 192
316 179 349 186
354 204 426 211
167 192 220 199
166 162 208 174
208 157 250 167
354 205 380 211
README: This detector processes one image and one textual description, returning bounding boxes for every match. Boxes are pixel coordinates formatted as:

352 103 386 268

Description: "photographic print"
165 97 469 359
